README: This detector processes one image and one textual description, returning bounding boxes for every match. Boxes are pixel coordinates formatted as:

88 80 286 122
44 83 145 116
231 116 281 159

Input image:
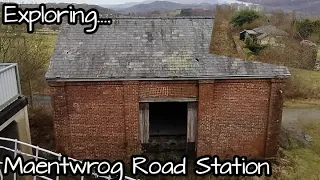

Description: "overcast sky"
15 0 240 5
16 0 149 5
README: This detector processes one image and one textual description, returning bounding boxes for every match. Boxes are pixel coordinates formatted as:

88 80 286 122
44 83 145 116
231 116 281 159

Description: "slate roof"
257 33 268 40
46 17 290 81
253 25 289 36
241 30 257 35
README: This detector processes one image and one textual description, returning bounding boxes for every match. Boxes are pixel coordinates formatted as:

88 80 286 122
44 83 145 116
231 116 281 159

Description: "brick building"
46 17 290 160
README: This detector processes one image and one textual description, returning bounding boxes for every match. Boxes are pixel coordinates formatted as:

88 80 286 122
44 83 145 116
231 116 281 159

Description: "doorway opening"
148 102 188 152
140 100 197 160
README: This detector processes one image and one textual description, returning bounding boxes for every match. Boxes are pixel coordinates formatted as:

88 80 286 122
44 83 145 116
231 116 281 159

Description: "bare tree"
0 23 51 107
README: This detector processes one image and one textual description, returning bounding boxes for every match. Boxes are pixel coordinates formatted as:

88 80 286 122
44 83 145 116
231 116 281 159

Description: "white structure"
0 64 137 180
0 137 138 180
231 3 265 12
0 63 21 111
0 63 32 180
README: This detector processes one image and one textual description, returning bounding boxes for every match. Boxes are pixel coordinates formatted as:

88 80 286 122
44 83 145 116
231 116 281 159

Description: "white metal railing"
0 63 21 111
0 137 138 180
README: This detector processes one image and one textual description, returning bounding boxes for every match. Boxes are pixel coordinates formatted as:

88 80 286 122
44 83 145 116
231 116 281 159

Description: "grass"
291 68 320 88
284 99 320 108
24 33 58 51
282 120 320 179
285 68 320 100
165 9 181 16
243 48 254 57
29 105 56 151
0 33 58 60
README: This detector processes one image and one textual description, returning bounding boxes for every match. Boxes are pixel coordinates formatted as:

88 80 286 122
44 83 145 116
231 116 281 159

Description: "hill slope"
102 0 218 11
119 1 216 13
4 3 115 15
237 0 320 14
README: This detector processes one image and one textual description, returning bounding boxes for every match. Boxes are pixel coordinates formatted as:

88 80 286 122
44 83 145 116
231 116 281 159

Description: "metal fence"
0 137 137 180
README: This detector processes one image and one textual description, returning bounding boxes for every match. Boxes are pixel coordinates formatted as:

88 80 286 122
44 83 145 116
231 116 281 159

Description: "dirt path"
282 107 320 129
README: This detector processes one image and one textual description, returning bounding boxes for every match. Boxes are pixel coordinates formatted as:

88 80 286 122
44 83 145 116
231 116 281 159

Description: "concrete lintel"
198 80 215 84
139 98 198 103
0 96 28 127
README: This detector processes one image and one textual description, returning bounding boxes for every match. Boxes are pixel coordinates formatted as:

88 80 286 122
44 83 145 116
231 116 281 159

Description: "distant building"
231 3 265 12
240 30 257 41
231 3 247 11
249 4 264 12
253 25 289 46
240 25 289 47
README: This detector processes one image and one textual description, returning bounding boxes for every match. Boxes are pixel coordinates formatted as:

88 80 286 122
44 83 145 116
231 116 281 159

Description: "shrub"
297 19 315 39
29 105 55 151
244 36 266 55
231 9 261 27
284 69 320 99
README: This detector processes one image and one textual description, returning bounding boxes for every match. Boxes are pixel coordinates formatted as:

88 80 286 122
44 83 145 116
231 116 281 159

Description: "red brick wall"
49 79 285 160
50 82 127 159
139 81 198 98
50 83 71 154
197 79 274 158
264 79 285 157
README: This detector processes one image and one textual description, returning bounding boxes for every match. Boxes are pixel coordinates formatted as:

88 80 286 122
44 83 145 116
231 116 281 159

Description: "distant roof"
257 33 268 39
246 30 257 35
46 17 290 81
253 25 289 36
243 30 257 35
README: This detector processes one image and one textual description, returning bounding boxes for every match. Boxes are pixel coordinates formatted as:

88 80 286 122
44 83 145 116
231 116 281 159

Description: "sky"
15 0 240 5
15 0 154 5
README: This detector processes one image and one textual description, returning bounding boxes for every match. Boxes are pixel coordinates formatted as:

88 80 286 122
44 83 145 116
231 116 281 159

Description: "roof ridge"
204 53 289 69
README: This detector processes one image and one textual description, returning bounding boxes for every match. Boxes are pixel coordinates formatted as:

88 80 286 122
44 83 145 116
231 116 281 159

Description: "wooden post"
28 79 34 109
187 102 197 143
139 103 149 144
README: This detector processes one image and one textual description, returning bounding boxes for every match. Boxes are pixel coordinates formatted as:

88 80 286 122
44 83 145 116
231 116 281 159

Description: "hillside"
237 0 320 14
237 0 319 6
142 0 218 4
3 3 115 15
118 1 216 14
102 0 217 9
102 2 141 10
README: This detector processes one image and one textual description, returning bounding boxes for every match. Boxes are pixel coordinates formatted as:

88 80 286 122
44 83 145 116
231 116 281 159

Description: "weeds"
29 105 55 151
284 68 320 100
281 120 320 179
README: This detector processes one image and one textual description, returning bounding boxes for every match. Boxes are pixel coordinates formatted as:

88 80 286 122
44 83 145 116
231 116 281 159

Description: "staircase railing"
0 137 137 180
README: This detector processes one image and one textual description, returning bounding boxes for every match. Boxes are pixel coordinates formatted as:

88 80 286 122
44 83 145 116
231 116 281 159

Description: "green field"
25 33 58 52
0 33 58 62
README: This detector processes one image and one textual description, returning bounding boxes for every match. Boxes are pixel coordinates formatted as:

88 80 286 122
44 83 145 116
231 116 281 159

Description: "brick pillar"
265 79 285 157
123 81 141 160
197 80 215 156
49 82 71 156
